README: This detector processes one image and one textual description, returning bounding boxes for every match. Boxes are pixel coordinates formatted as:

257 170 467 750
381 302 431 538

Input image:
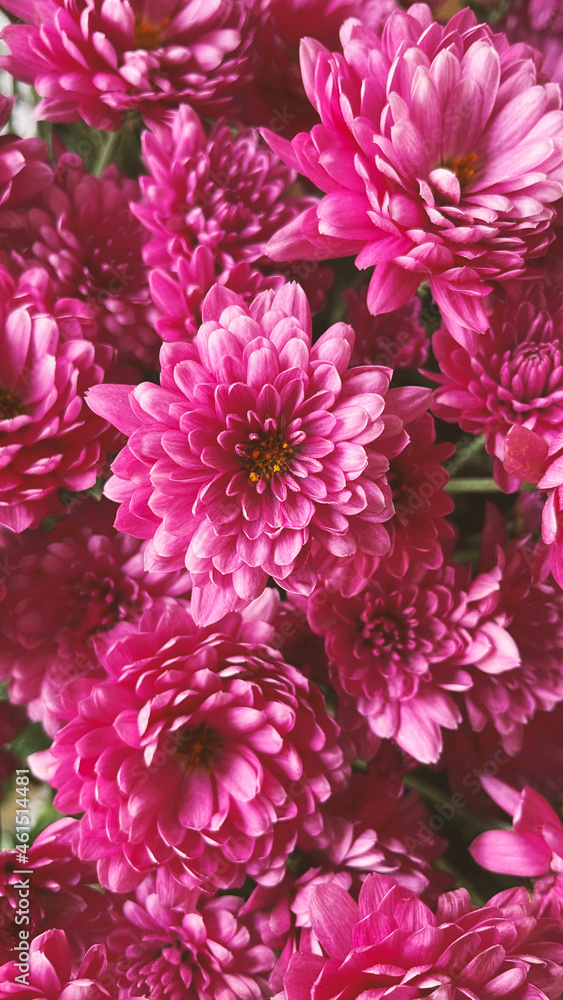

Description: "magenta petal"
366 263 422 315
480 776 522 816
179 771 214 829
538 453 563 490
469 830 552 876
283 953 326 1000
266 206 358 262
308 882 357 959
86 383 140 435
503 425 549 484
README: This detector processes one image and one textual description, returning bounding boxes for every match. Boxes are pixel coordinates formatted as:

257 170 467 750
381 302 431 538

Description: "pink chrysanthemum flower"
308 540 533 763
248 766 451 992
471 776 563 918
31 598 348 893
297 765 450 900
87 282 430 624
112 868 274 1000
344 287 429 370
0 930 125 1000
0 96 52 245
501 425 563 587
372 411 454 577
306 412 454 594
432 284 563 489
496 0 563 85
264 4 563 338
133 106 313 276
0 499 190 733
19 152 159 370
149 248 285 343
307 558 476 763
0 0 251 130
458 508 563 750
232 0 398 134
278 874 563 1000
0 819 116 965
0 265 116 533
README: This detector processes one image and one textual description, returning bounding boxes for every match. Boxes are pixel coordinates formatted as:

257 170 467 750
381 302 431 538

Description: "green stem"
403 772 505 834
445 478 501 493
446 434 486 475
93 129 121 177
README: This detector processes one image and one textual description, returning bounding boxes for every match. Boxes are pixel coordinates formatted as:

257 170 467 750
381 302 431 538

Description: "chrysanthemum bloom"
264 4 563 339
0 819 116 965
88 282 430 624
135 108 334 345
22 152 159 370
501 425 563 587
0 499 190 733
344 287 429 370
232 0 398 135
496 0 563 85
249 774 450 993
133 106 314 277
0 265 117 533
0 930 125 1000
243 869 354 983
298 765 448 893
471 776 563 918
458 506 563 750
31 598 349 893
372 411 454 578
0 0 252 130
432 284 563 490
307 558 477 763
149 248 285 343
278 874 563 1000
111 867 274 1000
0 96 52 245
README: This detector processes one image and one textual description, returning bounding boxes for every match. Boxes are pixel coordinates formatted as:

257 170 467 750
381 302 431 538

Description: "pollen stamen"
0 387 23 421
242 430 293 483
174 722 222 773
449 152 478 188
134 15 169 50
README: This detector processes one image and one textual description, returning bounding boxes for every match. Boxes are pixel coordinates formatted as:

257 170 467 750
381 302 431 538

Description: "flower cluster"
0 0 253 129
264 5 563 339
0 265 116 532
279 874 563 1000
0 498 190 733
87 282 430 624
32 598 349 893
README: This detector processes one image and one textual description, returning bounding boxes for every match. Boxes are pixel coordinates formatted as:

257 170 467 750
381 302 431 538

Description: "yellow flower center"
134 15 169 50
0 387 23 421
174 722 222 772
242 430 294 483
450 152 478 188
